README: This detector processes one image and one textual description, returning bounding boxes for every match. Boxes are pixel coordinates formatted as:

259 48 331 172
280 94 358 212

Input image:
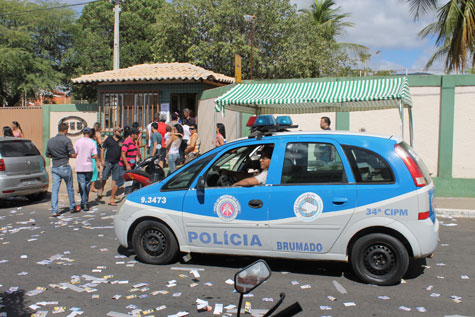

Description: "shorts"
117 164 135 187
102 161 123 186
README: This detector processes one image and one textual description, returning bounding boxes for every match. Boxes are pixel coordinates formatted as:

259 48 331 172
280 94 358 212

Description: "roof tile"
71 62 235 84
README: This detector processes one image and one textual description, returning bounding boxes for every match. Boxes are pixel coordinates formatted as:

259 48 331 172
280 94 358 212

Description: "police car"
114 115 438 285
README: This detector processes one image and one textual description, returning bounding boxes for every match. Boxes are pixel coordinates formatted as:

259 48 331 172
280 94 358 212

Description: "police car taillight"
395 144 427 187
418 211 430 220
0 159 5 172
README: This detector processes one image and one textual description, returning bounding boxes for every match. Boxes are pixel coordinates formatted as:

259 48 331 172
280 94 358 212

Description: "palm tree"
301 0 368 57
407 0 475 72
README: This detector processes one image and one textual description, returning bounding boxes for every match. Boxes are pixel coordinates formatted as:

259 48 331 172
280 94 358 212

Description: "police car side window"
281 142 346 184
162 154 216 191
342 145 394 183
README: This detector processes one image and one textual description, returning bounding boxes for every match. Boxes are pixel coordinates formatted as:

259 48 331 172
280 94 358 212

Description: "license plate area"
124 180 133 187
21 178 40 185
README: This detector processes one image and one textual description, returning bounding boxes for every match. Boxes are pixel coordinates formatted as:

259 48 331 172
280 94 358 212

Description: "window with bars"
99 90 160 132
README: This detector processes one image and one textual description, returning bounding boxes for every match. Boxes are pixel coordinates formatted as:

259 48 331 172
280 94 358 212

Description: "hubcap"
142 229 166 256
363 245 395 276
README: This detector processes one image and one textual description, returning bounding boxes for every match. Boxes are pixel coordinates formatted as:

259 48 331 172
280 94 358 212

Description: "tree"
0 0 76 106
301 0 368 58
151 0 353 80
69 0 165 100
406 0 475 72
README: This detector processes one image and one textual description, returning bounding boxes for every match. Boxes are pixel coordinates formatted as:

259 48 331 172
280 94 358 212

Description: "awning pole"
399 100 404 141
214 107 217 147
408 107 414 147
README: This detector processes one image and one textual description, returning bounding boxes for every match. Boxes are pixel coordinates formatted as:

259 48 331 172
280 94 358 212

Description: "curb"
436 208 475 218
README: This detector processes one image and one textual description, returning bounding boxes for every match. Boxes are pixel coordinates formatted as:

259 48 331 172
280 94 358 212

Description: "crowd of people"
45 109 207 217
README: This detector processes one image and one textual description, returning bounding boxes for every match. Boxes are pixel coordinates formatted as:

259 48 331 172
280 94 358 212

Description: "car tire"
27 191 47 202
350 233 409 286
132 220 178 265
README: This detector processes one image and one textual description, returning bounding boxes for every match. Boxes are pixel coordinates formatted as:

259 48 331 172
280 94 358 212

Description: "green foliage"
408 0 475 72
69 0 165 101
0 0 76 106
151 0 353 80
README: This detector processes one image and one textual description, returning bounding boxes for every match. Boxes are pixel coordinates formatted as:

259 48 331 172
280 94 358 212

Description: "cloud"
335 0 436 50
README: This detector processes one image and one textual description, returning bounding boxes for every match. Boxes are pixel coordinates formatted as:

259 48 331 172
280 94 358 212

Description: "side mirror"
234 260 271 294
196 175 205 190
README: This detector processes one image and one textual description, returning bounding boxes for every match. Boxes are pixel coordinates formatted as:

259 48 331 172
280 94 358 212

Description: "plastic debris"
398 306 411 311
344 302 356 307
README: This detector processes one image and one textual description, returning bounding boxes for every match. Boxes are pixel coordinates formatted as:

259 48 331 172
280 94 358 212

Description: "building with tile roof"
71 63 234 133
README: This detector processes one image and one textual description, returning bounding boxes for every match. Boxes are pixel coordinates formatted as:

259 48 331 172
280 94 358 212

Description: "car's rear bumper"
0 172 49 198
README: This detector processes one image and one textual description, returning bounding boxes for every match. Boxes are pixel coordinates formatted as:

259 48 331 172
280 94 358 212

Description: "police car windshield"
213 146 252 171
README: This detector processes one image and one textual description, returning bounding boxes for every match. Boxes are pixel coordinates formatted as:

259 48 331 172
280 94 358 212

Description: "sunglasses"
190 128 196 130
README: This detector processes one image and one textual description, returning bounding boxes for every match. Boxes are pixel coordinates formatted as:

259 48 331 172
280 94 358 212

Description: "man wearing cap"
220 146 274 187
74 127 98 211
99 126 123 205
233 146 273 187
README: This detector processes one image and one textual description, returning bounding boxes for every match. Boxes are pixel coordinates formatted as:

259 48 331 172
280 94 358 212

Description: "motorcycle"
234 260 302 316
122 154 165 195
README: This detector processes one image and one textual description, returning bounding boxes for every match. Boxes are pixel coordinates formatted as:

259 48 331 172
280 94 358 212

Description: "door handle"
332 197 348 205
249 199 263 209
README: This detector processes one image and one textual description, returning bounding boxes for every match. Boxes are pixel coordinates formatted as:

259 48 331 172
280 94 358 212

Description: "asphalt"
48 168 475 218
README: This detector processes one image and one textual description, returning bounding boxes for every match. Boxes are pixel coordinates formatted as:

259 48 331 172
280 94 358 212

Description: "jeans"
168 152 180 173
77 172 93 206
51 165 76 214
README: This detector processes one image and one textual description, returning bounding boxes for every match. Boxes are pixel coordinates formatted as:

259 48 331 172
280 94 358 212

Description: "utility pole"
244 15 256 80
111 0 122 70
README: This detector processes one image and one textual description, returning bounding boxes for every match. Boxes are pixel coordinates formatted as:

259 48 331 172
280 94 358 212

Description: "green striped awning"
215 77 413 114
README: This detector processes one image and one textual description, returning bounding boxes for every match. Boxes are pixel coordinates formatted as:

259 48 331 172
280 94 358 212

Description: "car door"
182 142 276 253
268 138 357 254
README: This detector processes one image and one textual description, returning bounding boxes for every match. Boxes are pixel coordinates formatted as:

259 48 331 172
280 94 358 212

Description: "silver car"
0 137 49 201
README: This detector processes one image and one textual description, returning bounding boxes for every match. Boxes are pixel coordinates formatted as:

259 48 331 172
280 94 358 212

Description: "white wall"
197 99 239 153
453 86 475 178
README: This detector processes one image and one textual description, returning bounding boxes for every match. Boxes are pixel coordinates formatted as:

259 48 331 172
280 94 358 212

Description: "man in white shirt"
232 146 273 187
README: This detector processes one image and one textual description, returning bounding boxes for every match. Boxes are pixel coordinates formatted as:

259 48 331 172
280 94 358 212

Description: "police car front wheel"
132 220 179 265
350 233 409 286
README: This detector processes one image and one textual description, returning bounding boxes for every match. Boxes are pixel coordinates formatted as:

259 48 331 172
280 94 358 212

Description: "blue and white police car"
114 115 438 285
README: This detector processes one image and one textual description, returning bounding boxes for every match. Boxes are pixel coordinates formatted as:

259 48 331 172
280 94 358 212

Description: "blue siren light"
254 115 276 127
276 116 293 126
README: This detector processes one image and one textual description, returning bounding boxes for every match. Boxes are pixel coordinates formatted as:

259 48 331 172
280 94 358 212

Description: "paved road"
0 197 474 316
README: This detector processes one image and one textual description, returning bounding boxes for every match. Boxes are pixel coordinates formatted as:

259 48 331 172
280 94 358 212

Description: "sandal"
108 202 118 206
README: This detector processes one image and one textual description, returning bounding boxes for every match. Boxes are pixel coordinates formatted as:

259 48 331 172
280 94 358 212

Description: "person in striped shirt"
119 128 139 175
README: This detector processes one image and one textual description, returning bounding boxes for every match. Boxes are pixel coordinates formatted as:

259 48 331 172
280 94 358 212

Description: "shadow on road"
0 290 33 317
177 253 350 279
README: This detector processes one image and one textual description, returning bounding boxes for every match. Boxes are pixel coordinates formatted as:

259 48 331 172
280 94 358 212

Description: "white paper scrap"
344 302 356 307
213 304 223 315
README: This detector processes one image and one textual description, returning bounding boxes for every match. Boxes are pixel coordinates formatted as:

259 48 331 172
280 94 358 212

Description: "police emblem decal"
214 195 241 221
293 192 324 222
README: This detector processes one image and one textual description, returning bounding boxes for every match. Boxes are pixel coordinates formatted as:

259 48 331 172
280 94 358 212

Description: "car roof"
0 137 33 142
233 130 401 143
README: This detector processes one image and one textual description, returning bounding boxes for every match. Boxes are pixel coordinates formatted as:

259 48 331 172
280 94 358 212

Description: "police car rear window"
281 142 347 184
162 154 215 191
342 145 394 183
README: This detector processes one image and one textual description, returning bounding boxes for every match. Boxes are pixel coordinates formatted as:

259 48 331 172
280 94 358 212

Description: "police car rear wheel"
351 233 409 286
132 221 178 265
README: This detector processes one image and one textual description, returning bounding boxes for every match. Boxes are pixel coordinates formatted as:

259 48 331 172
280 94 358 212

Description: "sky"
66 0 443 74
290 0 443 73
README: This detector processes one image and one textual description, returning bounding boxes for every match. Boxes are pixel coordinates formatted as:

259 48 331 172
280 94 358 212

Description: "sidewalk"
47 167 475 217
435 197 475 218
